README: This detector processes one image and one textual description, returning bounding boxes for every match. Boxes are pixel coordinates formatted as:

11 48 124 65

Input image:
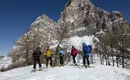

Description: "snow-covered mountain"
6 0 130 70
8 14 60 64
0 64 130 80
13 14 59 51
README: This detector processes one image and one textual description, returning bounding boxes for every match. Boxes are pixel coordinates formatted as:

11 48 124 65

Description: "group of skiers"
32 43 92 71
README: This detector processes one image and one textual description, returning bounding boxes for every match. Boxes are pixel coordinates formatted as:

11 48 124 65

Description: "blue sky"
0 0 130 56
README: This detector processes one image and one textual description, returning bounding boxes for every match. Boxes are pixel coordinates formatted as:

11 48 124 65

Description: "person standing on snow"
33 47 42 71
44 46 53 68
82 43 92 67
58 48 65 66
71 46 78 65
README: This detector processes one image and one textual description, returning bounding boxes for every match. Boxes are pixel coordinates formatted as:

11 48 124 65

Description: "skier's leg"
33 59 36 70
72 56 75 64
46 57 49 68
60 56 64 66
83 56 86 65
49 57 52 66
37 58 42 70
37 58 42 68
73 55 76 64
74 55 77 64
62 56 64 65
60 56 62 65
87 55 90 66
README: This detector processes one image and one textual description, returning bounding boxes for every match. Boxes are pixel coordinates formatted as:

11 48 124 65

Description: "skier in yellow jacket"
44 46 52 68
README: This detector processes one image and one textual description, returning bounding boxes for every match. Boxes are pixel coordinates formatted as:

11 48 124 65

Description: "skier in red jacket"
71 46 78 65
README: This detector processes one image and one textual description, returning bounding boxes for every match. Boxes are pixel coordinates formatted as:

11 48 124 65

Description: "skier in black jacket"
33 47 42 71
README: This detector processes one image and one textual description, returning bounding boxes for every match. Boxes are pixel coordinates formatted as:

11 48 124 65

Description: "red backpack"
71 48 78 56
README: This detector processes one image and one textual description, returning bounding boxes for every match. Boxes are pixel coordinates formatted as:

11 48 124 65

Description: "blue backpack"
84 45 92 53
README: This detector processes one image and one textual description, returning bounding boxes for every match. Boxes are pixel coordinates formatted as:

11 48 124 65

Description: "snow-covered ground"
0 64 130 80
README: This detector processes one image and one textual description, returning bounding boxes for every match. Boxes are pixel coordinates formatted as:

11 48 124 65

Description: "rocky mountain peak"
65 0 94 8
31 14 57 27
30 14 59 33
58 0 130 37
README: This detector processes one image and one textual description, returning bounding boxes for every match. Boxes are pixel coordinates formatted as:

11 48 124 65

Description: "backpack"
72 48 78 56
59 50 65 55
87 45 92 53
84 45 92 53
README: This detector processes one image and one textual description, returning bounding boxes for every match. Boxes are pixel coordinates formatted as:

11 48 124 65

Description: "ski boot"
59 64 61 67
75 63 78 66
87 65 90 68
83 64 87 68
50 65 53 68
39 68 42 71
46 66 48 68
32 69 36 72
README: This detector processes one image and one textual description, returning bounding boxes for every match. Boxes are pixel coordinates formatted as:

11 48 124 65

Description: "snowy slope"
0 57 12 69
0 64 130 80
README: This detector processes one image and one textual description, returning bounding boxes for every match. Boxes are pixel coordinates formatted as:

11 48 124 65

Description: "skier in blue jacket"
82 43 92 67
58 48 65 66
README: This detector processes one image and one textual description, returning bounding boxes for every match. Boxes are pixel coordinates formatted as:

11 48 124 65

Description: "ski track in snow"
0 65 130 80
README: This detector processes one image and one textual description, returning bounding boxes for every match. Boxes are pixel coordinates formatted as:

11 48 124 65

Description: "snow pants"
46 57 52 66
33 58 41 69
72 55 77 64
60 55 64 65
83 55 90 65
